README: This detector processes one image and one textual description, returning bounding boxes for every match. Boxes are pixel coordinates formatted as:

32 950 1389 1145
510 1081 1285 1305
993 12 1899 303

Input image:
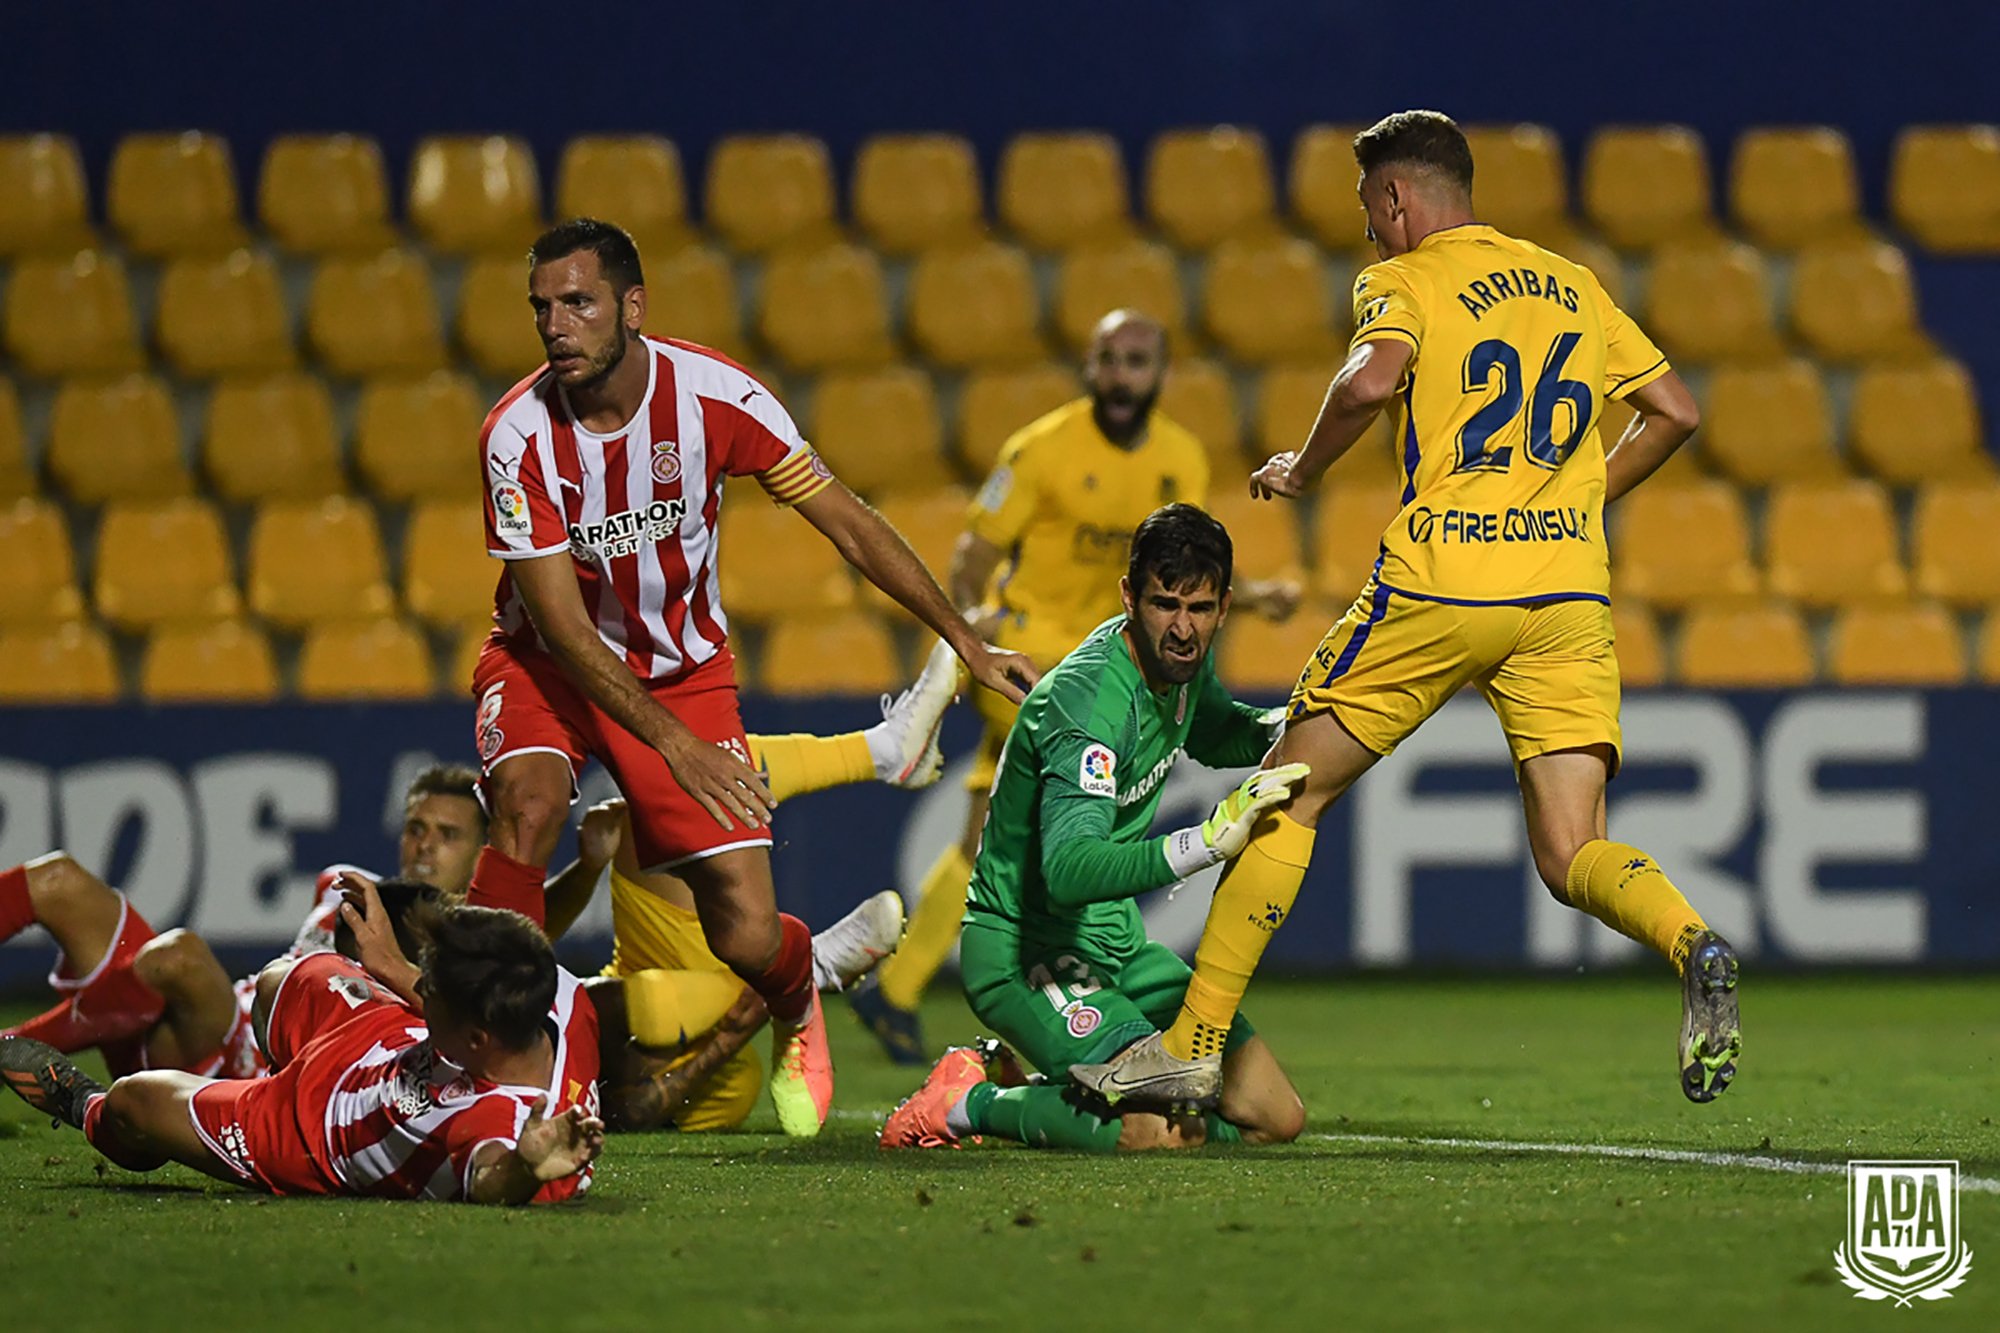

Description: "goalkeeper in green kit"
879 504 1308 1153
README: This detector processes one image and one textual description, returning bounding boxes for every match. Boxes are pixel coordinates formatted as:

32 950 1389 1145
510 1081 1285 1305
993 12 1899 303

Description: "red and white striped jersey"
480 337 835 683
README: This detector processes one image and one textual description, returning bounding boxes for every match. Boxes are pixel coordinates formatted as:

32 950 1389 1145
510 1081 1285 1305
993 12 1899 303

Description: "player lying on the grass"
2 886 603 1205
880 504 1307 1152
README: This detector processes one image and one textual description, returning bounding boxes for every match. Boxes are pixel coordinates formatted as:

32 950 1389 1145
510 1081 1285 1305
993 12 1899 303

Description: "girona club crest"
650 441 683 485
1833 1161 1973 1305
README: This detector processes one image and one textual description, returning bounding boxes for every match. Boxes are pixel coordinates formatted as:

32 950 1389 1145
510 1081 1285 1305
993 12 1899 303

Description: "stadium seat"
1595 394 1701 485
155 249 295 377
703 135 838 254
140 619 280 702
257 134 396 254
355 372 485 503
1912 483 2000 607
1053 240 1186 352
811 366 954 497
1310 484 1404 598
1641 240 1783 363
1827 603 1967 685
297 617 437 700
1256 364 1399 487
853 134 984 254
1530 224 1630 308
1287 124 1368 250
0 134 91 254
1217 607 1326 694
1763 480 1907 608
956 363 1080 475
0 499 84 623
1581 125 1714 249
47 375 191 503
1203 237 1340 363
1205 491 1304 583
1145 127 1277 251
759 613 901 694
0 622 119 702
93 498 240 629
1848 358 1994 484
1676 603 1815 687
308 250 446 376
457 255 547 378
248 497 395 629
1462 124 1568 241
1611 602 1668 688
1981 611 2000 685
407 136 541 255
715 500 854 620
2 250 143 376
1700 359 1845 486
1789 238 1928 362
864 486 971 612
907 241 1045 369
646 245 741 354
757 241 895 371
1728 126 1862 249
997 132 1131 251
205 373 344 503
1890 125 2000 254
0 379 30 499
1159 358 1242 466
403 500 495 628
1610 481 1759 609
107 131 247 256
450 622 491 693
556 135 693 258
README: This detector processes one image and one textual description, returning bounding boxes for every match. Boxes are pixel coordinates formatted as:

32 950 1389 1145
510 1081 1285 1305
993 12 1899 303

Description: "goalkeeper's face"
1122 573 1228 687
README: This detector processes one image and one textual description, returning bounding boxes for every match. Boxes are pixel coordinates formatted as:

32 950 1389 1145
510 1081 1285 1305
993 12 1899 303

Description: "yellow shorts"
1288 579 1622 769
601 869 763 1132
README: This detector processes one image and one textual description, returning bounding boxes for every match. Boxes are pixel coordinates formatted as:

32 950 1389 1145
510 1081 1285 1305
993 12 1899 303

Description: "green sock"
964 1083 1121 1154
1201 1113 1244 1147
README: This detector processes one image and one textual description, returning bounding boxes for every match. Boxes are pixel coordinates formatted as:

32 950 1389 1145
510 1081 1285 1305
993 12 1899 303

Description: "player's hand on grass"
964 642 1040 704
658 734 776 831
577 798 628 870
336 872 422 1005
517 1095 605 1182
1250 452 1310 500
1164 764 1312 876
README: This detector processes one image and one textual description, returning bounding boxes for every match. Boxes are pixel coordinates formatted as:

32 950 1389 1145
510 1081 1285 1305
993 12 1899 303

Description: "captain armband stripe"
756 447 837 507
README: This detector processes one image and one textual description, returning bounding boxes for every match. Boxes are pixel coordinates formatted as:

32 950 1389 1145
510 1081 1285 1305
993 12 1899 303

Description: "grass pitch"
2 973 1995 1331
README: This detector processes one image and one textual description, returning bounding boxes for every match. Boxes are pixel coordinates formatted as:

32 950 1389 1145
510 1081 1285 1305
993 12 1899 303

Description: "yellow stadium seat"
0 623 118 702
107 131 247 256
1581 126 1714 250
308 250 445 376
1764 480 1907 608
997 132 1131 251
3 251 143 376
457 255 546 379
403 500 494 628
0 134 91 255
1256 364 1399 486
853 134 983 254
1204 491 1303 584
956 363 1080 476
715 500 853 621
1287 124 1368 250
1159 358 1241 466
156 249 295 377
0 379 30 499
257 134 395 255
1529 224 1630 308
1610 481 1759 609
1789 238 1928 362
1463 124 1567 240
48 375 190 504
1677 603 1815 687
811 367 953 497
1849 359 1993 485
758 613 901 695
1146 127 1277 251
907 241 1045 369
298 617 437 700
646 245 741 354
703 135 837 254
1203 237 1340 363
1595 394 1702 485
1827 603 1967 686
1310 484 1404 598
0 499 83 623
94 498 239 629
204 374 344 503
1053 241 1186 353
1729 126 1862 249
248 497 394 629
556 135 693 258
450 622 492 693
757 242 895 371
355 373 484 503
1217 606 1328 694
1981 611 2000 685
1890 125 2000 255
1700 359 1845 485
865 486 972 613
141 619 280 702
1641 240 1782 363
407 136 541 255
1912 483 2000 607
1612 602 1668 688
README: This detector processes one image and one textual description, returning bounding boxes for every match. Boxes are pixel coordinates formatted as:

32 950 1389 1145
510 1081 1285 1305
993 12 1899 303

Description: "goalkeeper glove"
1162 763 1311 878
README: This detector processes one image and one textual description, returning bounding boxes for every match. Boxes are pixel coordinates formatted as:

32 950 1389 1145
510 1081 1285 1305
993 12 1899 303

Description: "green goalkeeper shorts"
958 917 1255 1078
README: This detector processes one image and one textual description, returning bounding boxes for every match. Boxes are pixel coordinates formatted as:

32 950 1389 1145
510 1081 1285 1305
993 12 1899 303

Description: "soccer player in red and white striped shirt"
466 219 1037 1136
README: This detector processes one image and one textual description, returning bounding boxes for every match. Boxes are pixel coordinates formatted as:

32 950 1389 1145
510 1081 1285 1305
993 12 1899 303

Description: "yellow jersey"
1350 223 1670 604
966 398 1210 661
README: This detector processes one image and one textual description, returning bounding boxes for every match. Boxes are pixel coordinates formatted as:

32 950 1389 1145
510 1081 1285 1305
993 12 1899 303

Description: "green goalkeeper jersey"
964 616 1274 961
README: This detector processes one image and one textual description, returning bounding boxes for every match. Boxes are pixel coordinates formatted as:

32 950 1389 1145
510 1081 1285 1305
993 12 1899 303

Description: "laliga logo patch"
492 479 531 537
1834 1161 1973 1305
650 441 682 485
1078 743 1118 798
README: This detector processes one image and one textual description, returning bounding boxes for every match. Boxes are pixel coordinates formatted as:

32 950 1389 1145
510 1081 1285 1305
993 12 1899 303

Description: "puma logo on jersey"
569 498 688 561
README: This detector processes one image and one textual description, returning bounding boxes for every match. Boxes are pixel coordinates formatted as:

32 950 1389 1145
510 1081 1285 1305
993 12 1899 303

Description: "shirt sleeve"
1349 262 1424 357
482 417 569 559
1037 726 1180 907
964 432 1043 549
1184 661 1279 769
701 380 836 508
1596 274 1672 401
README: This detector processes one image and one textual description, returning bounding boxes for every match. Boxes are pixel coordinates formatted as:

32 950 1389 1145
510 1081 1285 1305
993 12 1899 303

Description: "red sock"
0 865 31 943
470 846 547 928
82 1091 167 1172
736 914 814 1024
5 963 164 1054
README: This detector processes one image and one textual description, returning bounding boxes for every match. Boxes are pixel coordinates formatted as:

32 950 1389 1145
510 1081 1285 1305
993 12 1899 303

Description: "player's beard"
1091 384 1159 447
1131 619 1208 687
558 321 631 391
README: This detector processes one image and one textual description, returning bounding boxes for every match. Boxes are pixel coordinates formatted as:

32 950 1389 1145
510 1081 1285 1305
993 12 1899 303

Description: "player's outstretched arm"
541 799 625 940
1253 339 1412 500
1604 370 1701 504
466 1096 605 1205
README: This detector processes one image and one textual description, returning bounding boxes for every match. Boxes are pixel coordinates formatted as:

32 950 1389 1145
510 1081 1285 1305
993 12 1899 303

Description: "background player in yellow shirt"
1075 111 1740 1110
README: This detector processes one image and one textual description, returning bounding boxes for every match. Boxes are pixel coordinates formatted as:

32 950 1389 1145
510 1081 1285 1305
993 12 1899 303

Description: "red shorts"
471 637 773 871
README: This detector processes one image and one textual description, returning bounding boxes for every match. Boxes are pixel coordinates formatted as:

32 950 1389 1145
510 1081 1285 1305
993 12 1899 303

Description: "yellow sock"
874 844 972 1011
1164 811 1316 1061
622 969 749 1048
747 732 873 803
1562 840 1707 973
